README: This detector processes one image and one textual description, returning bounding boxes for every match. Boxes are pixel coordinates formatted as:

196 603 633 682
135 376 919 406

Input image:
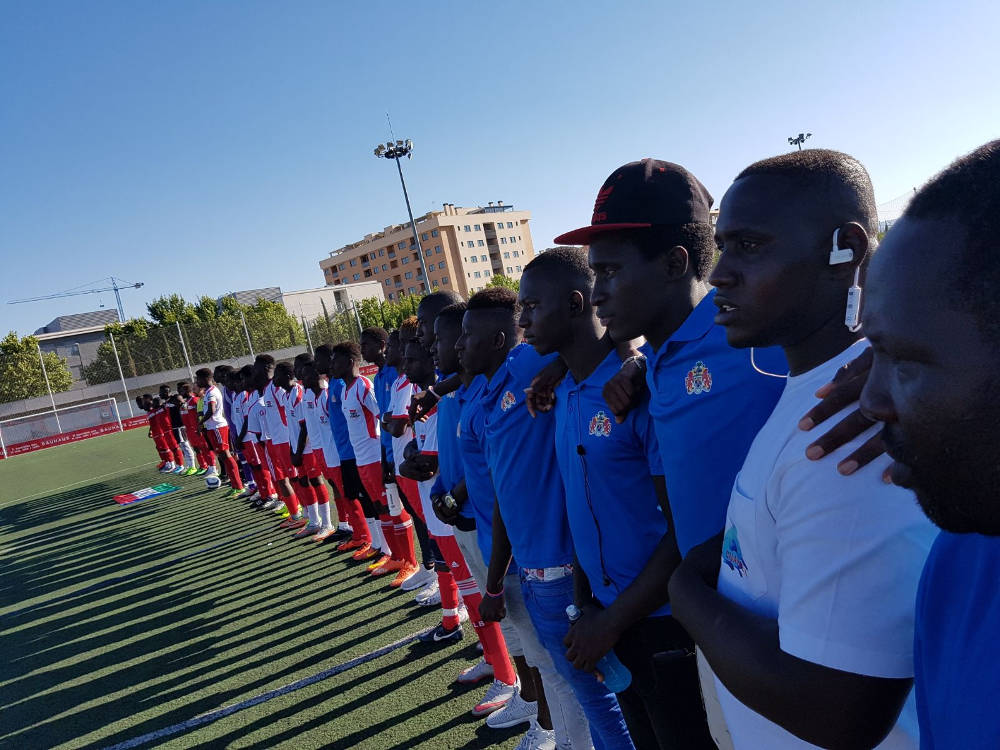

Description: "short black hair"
239 365 253 380
214 364 233 379
274 361 294 379
736 149 879 237
195 367 213 381
437 301 468 327
331 341 361 360
905 139 1000 339
417 290 463 318
523 246 594 292
467 287 520 331
312 345 331 361
388 329 400 342
176 380 189 390
627 223 718 280
361 326 388 344
294 352 313 365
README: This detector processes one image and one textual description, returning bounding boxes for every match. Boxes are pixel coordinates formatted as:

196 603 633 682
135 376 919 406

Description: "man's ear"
830 222 871 280
663 245 691 281
493 329 507 352
568 289 586 317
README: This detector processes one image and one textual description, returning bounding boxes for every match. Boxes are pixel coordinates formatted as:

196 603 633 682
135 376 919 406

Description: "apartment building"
319 202 535 300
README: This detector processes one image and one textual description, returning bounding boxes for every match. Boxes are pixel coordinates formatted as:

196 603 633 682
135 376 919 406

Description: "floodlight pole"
374 140 431 293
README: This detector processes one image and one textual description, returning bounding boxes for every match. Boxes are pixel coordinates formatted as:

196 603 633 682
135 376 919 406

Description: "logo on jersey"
500 391 516 411
588 410 612 437
348 408 360 419
684 361 712 395
722 525 748 578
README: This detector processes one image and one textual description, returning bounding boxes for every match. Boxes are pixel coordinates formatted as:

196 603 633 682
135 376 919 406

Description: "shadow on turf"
0 503 458 749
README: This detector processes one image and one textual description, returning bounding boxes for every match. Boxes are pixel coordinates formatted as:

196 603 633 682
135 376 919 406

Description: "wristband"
485 586 505 599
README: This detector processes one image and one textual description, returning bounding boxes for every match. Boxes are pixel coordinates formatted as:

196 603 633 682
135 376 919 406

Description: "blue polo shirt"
483 343 573 570
326 379 355 461
458 376 501 564
644 289 786 556
914 531 1000 748
555 348 670 616
373 365 397 464
430 372 467 507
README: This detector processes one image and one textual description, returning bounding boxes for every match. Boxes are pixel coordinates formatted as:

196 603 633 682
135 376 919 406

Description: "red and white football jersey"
340 375 381 466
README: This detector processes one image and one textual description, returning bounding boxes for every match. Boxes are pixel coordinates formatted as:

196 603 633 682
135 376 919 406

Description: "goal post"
0 397 130 458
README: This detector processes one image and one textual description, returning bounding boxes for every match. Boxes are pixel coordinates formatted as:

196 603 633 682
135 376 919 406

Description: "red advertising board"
1 415 148 459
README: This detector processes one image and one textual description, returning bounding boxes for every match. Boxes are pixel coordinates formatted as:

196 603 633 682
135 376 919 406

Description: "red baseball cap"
554 159 714 245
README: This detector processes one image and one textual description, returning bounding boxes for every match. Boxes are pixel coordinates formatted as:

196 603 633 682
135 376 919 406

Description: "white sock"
317 502 332 528
366 518 387 551
306 503 320 526
179 440 196 469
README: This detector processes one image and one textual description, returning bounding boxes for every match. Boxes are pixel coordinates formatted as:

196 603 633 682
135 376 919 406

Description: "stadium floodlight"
373 136 430 289
788 132 812 150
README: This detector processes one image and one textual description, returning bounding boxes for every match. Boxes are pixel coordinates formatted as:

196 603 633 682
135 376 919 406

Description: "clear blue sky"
2 0 998 337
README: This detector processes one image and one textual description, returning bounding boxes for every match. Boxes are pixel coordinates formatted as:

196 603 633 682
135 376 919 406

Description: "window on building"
379 248 385 257
474 271 481 278
513 250 519 257
338 263 346 271
350 258 357 266
435 245 442 254
353 273 360 281
507 266 513 273
387 292 394 299
442 276 449 284
425 248 433 257
398 241 406 249
507 221 514 228
500 237 507 244
474 224 481 231
438 261 446 269
518 235 522 240
467 272 472 278
408 286 416 294
385 279 392 286
421 232 429 241
503 251 510 258
516 265 522 271
388 249 396 258
401 256 409 265
364 269 372 278
405 271 413 279
382 264 388 271
484 270 491 277
431 229 439 237
477 239 485 246
464 225 471 232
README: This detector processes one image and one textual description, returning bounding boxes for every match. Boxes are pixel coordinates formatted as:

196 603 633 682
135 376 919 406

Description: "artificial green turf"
0 431 522 749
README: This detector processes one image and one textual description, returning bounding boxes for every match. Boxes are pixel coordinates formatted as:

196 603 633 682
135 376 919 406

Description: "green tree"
487 274 520 292
147 294 197 324
0 332 74 403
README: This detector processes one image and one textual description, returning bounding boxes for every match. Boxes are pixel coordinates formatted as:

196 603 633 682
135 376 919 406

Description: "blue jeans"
521 572 636 750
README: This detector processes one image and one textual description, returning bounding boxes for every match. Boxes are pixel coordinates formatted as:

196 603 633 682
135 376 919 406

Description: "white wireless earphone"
829 229 863 332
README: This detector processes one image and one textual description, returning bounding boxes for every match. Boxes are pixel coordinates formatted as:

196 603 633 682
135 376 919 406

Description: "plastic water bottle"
566 604 632 693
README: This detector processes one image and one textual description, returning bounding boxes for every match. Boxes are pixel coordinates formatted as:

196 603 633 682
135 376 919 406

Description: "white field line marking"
101 627 433 750
0 526 271 621
2 460 160 505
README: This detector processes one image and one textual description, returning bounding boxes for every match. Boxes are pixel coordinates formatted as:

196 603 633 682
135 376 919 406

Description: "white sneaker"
245 491 261 502
472 677 518 717
401 566 435 592
415 580 441 606
514 722 556 750
487 690 538 729
457 657 494 685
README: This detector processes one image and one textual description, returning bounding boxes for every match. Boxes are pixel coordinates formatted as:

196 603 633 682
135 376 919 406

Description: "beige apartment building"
319 202 535 300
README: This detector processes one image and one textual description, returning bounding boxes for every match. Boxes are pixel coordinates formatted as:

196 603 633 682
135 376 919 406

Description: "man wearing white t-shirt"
195 367 245 500
669 150 937 749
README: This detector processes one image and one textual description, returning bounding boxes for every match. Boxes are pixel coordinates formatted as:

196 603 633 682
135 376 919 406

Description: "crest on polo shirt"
588 410 612 437
500 390 516 411
722 524 748 578
684 361 712 395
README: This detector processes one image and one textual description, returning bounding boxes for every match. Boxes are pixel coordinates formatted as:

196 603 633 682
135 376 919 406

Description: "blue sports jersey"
430 374 472 516
326 379 355 461
373 365 397 464
555 349 669 616
915 531 1000 749
458 376 501 564
483 343 573 570
643 290 786 556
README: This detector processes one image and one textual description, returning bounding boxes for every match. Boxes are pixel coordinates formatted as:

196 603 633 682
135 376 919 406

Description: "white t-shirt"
340 375 381 467
714 339 937 749
389 375 414 473
413 405 451 538
262 381 290 446
285 383 310 454
244 392 267 442
230 390 247 436
202 385 228 429
303 385 340 468
240 392 260 443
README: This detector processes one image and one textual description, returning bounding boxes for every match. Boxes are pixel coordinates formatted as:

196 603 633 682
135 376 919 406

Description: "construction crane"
9 277 144 323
